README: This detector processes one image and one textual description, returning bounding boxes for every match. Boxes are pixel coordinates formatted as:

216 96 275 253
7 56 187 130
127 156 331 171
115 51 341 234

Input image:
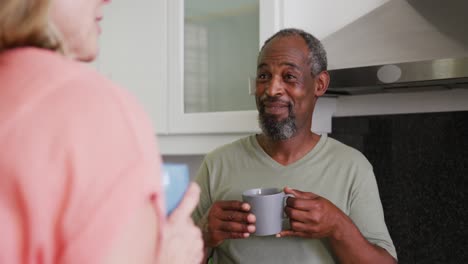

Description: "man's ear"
314 71 330 97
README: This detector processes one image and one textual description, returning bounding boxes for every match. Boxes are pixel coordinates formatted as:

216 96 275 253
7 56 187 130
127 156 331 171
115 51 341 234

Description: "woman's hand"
157 183 204 264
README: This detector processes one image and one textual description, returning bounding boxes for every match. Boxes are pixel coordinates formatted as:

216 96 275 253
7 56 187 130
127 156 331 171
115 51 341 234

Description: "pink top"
0 48 165 263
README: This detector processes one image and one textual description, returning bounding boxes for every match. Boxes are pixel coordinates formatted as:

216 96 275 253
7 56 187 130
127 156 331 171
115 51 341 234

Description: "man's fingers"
289 220 309 232
284 187 319 199
169 182 200 220
285 197 318 211
218 211 256 223
216 200 251 211
218 221 256 233
284 206 312 221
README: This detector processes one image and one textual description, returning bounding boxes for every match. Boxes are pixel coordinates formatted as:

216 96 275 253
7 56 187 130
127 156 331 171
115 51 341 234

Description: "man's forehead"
257 36 309 66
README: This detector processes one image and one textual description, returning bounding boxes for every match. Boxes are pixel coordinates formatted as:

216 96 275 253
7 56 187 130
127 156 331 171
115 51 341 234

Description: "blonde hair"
0 0 63 53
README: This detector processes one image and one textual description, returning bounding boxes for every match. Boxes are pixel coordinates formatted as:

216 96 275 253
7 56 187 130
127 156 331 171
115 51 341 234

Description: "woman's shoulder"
26 48 144 117
3 47 116 91
1 47 153 137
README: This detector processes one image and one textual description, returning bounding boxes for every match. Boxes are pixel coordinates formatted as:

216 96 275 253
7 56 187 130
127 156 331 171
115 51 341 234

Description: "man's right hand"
201 201 256 248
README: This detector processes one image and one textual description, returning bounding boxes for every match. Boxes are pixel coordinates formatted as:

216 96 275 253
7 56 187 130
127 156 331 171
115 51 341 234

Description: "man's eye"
285 74 296 80
257 73 268 80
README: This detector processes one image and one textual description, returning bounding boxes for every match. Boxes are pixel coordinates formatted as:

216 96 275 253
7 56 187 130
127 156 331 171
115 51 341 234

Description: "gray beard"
258 112 297 141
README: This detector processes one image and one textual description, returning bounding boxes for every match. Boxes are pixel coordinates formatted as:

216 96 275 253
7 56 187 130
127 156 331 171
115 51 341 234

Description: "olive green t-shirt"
193 134 397 264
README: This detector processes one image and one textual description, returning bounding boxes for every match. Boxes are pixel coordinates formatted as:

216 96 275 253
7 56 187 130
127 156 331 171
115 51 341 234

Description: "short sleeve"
349 169 398 260
192 157 213 224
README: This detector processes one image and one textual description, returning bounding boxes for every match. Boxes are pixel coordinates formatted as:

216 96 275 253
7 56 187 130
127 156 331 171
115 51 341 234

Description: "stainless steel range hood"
327 57 468 95
323 0 468 96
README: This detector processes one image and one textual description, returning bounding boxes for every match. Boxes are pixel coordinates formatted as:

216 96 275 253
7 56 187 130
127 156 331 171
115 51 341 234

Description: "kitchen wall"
330 110 468 263
160 2 468 263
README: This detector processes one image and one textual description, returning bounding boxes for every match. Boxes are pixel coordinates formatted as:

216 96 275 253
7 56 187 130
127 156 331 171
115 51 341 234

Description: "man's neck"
256 130 321 166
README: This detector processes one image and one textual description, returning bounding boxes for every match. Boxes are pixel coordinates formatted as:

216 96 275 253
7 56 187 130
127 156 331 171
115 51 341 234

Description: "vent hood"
323 0 468 96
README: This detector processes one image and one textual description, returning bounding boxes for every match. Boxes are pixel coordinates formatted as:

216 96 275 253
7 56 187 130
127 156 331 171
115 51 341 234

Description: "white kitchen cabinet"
166 0 336 135
97 0 337 154
98 0 168 134
97 0 282 135
166 0 285 134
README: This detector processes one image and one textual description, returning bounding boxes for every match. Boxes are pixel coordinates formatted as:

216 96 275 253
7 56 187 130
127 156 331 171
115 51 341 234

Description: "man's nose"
265 75 284 97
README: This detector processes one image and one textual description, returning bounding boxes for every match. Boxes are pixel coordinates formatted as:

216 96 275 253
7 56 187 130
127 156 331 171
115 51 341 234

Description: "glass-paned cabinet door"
167 0 284 134
184 0 259 113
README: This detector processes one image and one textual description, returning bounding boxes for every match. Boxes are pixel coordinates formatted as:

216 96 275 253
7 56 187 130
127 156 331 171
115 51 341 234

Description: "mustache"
259 95 292 107
258 95 293 111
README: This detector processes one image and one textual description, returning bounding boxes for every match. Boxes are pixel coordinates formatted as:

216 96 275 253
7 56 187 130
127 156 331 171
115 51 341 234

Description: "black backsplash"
330 111 468 264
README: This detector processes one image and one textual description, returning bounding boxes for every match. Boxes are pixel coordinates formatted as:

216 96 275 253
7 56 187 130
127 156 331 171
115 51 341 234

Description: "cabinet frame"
166 0 285 134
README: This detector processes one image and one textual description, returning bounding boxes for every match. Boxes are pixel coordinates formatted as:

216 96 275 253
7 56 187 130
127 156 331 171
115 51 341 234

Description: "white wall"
99 0 168 133
282 0 390 40
282 0 468 69
321 0 468 69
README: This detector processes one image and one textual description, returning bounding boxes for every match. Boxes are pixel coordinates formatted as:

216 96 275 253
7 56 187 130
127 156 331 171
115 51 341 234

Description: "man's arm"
328 210 397 264
278 188 397 264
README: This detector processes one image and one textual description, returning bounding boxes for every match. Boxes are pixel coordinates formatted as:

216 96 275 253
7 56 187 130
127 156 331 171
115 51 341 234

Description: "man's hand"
278 187 397 264
201 201 256 248
277 187 347 240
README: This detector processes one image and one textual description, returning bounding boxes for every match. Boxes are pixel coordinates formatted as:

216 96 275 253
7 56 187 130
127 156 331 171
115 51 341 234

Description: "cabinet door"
99 0 168 134
167 0 285 134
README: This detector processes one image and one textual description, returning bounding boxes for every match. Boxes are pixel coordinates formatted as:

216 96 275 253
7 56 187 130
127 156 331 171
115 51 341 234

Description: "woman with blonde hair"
0 0 203 263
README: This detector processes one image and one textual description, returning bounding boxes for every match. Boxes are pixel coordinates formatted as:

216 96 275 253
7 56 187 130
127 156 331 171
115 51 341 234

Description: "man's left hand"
277 187 348 239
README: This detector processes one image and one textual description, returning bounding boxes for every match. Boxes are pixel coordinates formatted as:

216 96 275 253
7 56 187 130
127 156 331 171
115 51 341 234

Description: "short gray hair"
260 28 327 76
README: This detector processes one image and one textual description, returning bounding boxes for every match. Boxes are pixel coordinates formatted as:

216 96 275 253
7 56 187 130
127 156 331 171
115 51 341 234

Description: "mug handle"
282 194 295 219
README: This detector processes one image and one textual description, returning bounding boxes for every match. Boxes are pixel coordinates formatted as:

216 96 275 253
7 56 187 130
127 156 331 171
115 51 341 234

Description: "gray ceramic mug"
242 187 292 236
